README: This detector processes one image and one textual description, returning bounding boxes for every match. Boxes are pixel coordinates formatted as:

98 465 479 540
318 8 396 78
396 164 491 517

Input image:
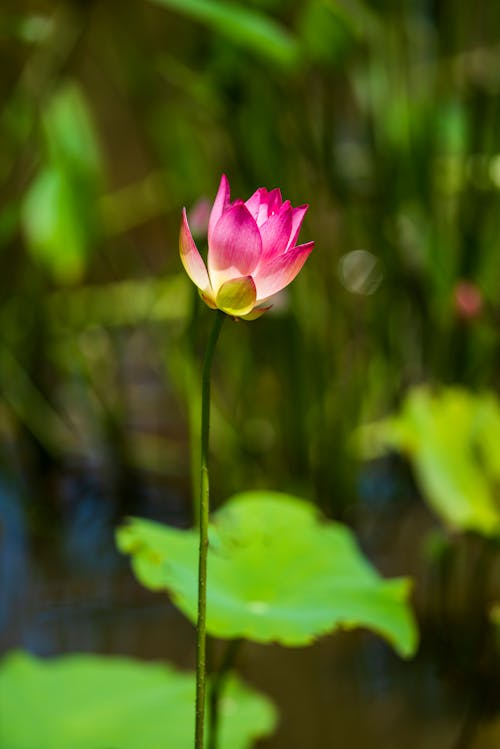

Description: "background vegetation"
1 1 500 747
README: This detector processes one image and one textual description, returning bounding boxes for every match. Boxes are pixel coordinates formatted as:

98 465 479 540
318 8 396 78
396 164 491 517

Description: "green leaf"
117 492 418 657
43 82 102 179
21 82 102 283
149 0 300 68
22 167 90 283
359 387 500 537
0 652 277 749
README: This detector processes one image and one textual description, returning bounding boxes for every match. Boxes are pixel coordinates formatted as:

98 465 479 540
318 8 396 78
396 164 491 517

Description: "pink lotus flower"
180 175 314 320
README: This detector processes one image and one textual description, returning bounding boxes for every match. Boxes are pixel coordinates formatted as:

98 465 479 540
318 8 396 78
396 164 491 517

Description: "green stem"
186 285 201 526
208 639 243 749
195 310 225 749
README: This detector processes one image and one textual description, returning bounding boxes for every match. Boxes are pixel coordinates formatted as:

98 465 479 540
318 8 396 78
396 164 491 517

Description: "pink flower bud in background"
180 175 314 320
187 197 211 239
454 281 483 320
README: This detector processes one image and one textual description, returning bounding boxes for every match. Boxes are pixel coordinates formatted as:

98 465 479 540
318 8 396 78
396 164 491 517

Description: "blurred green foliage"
0 652 277 749
1 0 499 511
151 0 300 68
21 82 102 282
358 387 500 536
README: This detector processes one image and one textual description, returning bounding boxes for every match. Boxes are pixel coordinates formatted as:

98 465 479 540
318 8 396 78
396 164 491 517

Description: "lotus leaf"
117 492 418 656
359 387 500 536
0 651 276 749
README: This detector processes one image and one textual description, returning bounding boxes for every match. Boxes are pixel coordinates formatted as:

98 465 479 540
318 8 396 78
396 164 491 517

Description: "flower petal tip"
208 174 231 243
179 209 211 292
241 304 273 321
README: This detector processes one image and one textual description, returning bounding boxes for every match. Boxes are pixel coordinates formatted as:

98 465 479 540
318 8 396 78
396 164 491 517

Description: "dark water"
1 465 499 749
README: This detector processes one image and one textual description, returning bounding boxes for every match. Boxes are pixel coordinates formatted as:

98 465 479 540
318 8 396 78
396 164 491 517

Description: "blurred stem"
187 286 201 525
208 638 243 749
195 310 225 749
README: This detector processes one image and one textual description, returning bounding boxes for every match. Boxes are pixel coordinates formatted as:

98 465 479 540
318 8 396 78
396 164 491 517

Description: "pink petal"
246 187 283 227
179 208 212 292
245 187 267 220
255 188 282 227
258 202 292 265
287 204 308 250
253 241 314 301
208 174 231 245
267 188 283 216
208 202 262 291
256 200 269 227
